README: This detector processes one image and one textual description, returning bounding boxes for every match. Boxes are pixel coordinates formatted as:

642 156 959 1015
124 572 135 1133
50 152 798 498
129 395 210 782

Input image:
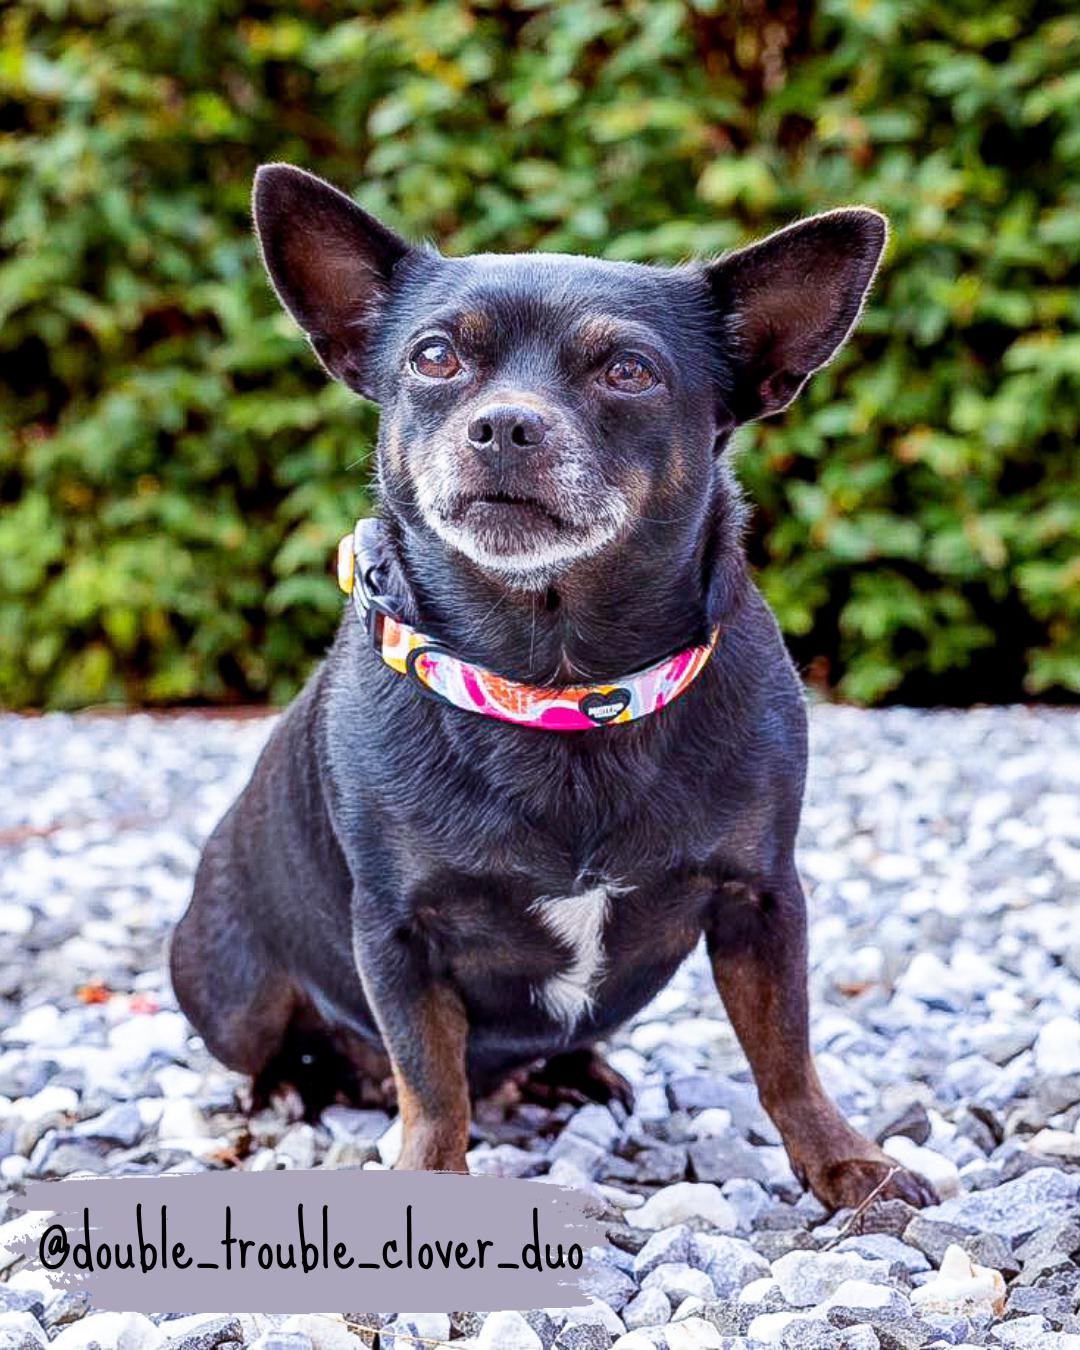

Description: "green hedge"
2 0 1078 707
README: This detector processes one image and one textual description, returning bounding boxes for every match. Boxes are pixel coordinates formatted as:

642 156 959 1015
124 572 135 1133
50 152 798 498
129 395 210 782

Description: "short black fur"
171 167 935 1208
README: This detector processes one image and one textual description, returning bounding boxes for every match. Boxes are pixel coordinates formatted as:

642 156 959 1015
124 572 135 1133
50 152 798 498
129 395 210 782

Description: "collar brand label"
579 689 632 724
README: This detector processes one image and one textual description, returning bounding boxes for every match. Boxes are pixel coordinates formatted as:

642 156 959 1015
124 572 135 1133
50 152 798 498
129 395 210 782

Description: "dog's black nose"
467 405 547 454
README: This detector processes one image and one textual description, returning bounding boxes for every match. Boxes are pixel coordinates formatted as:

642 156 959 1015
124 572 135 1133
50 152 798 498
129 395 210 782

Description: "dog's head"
254 165 886 590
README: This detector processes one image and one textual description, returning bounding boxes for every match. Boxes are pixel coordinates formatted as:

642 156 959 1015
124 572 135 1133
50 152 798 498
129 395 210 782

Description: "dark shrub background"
2 0 1078 708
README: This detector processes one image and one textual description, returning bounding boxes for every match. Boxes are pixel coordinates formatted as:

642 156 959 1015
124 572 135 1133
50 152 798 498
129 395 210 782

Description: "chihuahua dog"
171 164 934 1211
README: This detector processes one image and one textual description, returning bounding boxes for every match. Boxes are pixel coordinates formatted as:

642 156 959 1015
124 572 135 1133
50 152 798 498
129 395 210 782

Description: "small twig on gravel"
0 811 164 848
824 1165 902 1248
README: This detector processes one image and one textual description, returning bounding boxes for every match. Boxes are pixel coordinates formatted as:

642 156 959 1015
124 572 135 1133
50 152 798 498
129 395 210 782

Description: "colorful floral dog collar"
337 519 719 732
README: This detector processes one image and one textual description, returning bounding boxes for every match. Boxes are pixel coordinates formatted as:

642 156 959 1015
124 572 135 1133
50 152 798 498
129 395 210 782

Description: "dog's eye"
411 339 462 380
603 352 659 394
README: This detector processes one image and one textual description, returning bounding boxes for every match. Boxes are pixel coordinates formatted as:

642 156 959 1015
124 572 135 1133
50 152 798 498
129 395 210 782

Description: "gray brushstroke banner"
8 1171 608 1313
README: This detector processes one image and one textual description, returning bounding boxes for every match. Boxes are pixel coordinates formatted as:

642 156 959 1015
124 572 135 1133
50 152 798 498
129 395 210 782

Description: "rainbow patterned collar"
337 519 719 732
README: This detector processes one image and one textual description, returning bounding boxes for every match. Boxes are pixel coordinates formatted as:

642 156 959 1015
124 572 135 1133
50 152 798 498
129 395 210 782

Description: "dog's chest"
527 882 625 1026
526 873 708 1031
414 867 708 1035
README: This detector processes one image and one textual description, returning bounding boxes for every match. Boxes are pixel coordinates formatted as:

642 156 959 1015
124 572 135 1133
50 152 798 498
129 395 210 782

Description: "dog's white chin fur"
424 508 626 591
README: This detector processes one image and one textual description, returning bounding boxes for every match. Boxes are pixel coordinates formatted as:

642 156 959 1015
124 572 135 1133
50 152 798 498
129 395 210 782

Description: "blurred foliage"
1 0 1078 708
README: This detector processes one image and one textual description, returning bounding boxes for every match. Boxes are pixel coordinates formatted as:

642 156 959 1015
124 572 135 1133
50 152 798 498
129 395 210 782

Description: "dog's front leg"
706 872 936 1212
352 903 470 1173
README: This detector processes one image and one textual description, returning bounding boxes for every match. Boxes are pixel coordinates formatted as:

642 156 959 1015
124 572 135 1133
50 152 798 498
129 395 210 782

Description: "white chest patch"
531 884 624 1028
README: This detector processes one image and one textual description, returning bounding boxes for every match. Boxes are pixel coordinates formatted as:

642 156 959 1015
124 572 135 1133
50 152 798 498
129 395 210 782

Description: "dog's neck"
374 474 748 686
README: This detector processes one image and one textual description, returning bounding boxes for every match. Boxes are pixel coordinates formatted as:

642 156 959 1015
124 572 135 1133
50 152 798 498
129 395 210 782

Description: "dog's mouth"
445 491 567 535
421 474 629 580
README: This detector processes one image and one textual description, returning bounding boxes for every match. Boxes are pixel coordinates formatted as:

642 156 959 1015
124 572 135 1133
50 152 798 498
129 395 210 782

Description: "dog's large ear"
706 208 887 425
253 163 414 400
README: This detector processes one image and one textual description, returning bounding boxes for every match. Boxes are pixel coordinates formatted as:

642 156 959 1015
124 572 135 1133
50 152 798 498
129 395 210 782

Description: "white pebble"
1034 1015 1080 1076
108 1011 190 1067
747 1311 821 1344
824 1279 895 1309
882 1135 961 1198
557 1297 626 1336
377 1116 402 1166
155 1065 202 1098
771 1249 891 1306
51 1311 164 1350
12 1084 78 1121
6 1004 63 1046
687 1108 733 1138
622 1286 672 1330
280 1314 366 1350
0 903 33 937
738 1276 780 1304
0 1312 47 1348
1027 1128 1080 1160
641 1261 715 1303
476 1310 542 1349
627 1183 737 1232
910 1244 1006 1317
157 1098 208 1140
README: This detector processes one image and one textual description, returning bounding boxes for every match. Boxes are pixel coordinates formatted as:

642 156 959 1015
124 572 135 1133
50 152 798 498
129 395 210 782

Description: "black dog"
171 164 934 1210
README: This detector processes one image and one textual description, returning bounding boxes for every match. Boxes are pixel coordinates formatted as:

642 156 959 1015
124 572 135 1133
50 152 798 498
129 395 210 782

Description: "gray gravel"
1 706 1078 1350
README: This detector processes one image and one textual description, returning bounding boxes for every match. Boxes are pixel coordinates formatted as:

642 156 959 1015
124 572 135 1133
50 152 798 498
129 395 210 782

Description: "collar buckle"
348 519 395 651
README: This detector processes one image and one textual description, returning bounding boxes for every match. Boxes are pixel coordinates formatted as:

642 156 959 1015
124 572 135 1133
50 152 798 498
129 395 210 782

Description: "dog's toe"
811 1156 938 1213
889 1165 938 1210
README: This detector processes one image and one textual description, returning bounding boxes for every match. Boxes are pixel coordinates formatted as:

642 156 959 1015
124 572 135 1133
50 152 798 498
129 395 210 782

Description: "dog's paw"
800 1153 937 1213
511 1048 634 1113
